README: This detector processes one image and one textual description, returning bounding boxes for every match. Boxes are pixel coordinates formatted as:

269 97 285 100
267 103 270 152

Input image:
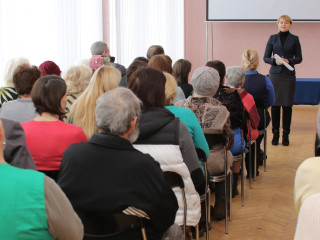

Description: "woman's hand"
276 57 289 65
282 58 289 63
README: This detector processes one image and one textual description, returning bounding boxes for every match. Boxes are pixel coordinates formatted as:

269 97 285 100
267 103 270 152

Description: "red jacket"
238 89 260 142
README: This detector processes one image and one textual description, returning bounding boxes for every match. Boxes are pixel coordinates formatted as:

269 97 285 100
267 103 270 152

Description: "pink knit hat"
39 61 61 76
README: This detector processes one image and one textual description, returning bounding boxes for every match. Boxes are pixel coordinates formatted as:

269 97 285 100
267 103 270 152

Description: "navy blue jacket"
263 32 302 76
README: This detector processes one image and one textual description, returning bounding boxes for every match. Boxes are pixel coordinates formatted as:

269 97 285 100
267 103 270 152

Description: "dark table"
294 78 320 105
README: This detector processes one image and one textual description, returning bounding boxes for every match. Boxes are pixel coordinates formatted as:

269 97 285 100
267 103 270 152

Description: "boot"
272 129 280 145
232 173 239 198
211 201 226 220
282 131 290 146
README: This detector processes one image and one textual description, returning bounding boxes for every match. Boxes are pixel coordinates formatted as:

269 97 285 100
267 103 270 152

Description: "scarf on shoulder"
177 96 229 134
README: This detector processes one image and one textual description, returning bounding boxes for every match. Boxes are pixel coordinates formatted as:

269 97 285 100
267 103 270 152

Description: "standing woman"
264 15 302 146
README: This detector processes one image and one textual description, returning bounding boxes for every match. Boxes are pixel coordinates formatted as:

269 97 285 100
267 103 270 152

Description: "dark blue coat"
263 32 302 76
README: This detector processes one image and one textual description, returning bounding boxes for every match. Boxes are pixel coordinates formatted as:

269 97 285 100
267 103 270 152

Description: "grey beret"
191 66 220 96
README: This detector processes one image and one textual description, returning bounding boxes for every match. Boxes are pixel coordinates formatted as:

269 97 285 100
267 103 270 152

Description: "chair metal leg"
182 189 187 240
229 172 232 221
264 129 267 172
208 188 211 225
264 109 267 172
240 130 245 207
254 141 257 181
225 179 228 234
224 148 228 234
241 152 245 207
139 219 147 240
196 224 199 240
248 141 252 189
205 187 210 240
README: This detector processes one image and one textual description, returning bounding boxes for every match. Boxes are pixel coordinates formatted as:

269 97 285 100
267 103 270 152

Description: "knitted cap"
89 55 104 70
191 66 220 96
39 61 61 76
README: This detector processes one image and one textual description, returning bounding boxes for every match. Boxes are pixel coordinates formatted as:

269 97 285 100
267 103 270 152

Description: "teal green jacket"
166 105 209 157
0 164 53 240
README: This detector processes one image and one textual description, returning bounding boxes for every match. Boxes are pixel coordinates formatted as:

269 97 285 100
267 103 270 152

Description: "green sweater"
166 105 209 157
0 164 53 239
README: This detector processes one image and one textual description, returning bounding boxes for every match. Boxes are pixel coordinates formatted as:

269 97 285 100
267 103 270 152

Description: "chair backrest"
195 147 207 163
75 209 147 240
164 171 184 189
195 147 208 188
163 171 186 239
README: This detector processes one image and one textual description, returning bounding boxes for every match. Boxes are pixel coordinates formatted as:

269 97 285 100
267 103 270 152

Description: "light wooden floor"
203 105 318 240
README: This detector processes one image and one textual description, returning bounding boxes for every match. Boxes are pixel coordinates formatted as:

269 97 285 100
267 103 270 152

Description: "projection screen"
207 0 320 21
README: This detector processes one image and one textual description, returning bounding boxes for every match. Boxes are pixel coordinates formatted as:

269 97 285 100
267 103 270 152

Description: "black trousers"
271 106 292 133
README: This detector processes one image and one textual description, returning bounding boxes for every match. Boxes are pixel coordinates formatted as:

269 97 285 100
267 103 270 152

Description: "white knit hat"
191 66 220 96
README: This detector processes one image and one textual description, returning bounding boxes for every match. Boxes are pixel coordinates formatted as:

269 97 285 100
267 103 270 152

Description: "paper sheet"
274 54 294 71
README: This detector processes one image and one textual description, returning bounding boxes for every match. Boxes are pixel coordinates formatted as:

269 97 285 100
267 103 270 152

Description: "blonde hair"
164 72 177 105
242 49 259 71
278 15 292 24
69 65 121 138
64 65 92 94
4 57 30 87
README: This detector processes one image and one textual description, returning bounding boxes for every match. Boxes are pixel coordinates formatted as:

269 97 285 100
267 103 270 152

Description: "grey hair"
96 87 142 135
226 66 246 88
90 41 109 55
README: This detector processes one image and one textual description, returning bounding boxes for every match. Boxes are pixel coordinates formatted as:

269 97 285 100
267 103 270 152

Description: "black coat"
57 133 178 238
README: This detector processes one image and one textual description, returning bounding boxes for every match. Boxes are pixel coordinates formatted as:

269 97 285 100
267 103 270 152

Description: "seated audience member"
0 64 40 122
126 60 148 82
226 66 260 177
75 58 90 67
39 60 61 76
173 59 193 98
128 68 204 227
148 54 173 73
146 44 165 60
164 72 209 158
242 49 275 160
1 57 29 107
207 60 246 197
69 65 121 138
63 65 91 122
91 41 110 57
294 156 320 213
175 66 234 220
133 56 149 63
90 41 127 87
88 54 110 74
148 55 185 103
2 118 35 170
57 88 178 239
294 192 320 240
21 75 87 181
0 120 83 240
